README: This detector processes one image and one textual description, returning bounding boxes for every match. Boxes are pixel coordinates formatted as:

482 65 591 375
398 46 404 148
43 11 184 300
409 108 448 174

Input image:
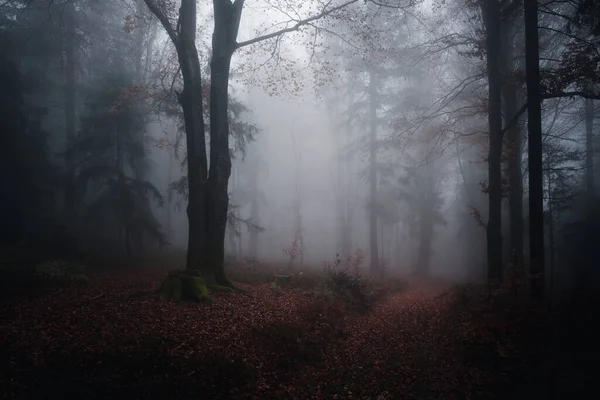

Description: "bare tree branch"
499 89 600 135
142 0 178 44
235 0 359 49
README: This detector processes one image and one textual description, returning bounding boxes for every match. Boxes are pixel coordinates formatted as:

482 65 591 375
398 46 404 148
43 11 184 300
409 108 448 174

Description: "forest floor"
0 265 594 399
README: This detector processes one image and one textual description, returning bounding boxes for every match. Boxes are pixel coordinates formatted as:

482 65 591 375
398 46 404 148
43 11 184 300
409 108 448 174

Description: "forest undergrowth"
0 260 593 399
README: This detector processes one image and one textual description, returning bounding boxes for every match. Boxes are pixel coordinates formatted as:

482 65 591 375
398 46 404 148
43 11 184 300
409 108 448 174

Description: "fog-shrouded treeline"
1 0 599 298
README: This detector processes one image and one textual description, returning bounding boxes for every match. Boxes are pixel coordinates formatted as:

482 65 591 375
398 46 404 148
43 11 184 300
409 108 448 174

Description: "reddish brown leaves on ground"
1 271 497 399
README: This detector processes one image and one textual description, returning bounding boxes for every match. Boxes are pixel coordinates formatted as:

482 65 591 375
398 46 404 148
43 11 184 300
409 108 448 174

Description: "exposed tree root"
157 269 248 301
158 270 211 302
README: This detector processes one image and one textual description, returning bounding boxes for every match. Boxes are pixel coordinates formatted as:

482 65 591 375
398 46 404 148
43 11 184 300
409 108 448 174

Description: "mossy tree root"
158 269 247 301
158 270 211 302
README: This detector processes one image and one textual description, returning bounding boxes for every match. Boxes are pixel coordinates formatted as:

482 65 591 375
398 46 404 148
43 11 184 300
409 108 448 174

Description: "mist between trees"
1 0 599 398
3 0 599 297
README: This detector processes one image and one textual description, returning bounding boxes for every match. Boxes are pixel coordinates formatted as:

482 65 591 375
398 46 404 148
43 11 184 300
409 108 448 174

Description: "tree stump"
273 274 292 286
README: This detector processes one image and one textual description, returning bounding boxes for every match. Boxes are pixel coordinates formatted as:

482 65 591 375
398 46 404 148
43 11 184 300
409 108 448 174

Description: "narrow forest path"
256 286 487 399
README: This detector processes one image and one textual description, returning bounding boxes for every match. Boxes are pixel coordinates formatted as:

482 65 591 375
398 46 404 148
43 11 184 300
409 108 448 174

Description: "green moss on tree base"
158 271 211 302
157 269 246 302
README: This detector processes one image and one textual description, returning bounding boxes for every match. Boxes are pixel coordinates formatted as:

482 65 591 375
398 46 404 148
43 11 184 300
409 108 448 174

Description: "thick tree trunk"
524 0 545 300
143 0 209 276
483 0 504 284
207 55 231 285
176 2 210 274
500 19 524 277
207 0 243 286
64 3 76 212
368 71 379 274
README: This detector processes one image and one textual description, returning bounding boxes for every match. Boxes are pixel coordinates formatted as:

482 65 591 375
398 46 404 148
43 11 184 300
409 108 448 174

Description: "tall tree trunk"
483 0 504 284
524 0 545 300
248 150 261 258
415 165 434 276
234 166 242 259
144 0 209 274
585 98 595 205
368 71 379 274
291 129 304 266
166 150 173 235
332 115 347 257
177 2 209 273
115 122 131 257
134 0 147 82
501 18 524 278
249 191 259 257
416 214 433 276
143 18 158 84
64 2 76 212
207 0 244 286
546 147 556 301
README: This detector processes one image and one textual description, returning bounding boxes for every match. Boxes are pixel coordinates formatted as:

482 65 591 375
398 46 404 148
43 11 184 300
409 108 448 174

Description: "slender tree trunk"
524 0 545 300
166 150 173 235
585 98 595 205
249 190 259 257
134 0 147 82
64 2 76 212
234 166 242 259
143 17 158 83
483 0 504 284
416 215 433 276
333 117 348 257
115 122 131 257
501 18 524 277
207 0 244 286
291 129 304 265
368 71 379 274
379 219 384 269
415 165 434 276
248 150 261 258
546 148 555 301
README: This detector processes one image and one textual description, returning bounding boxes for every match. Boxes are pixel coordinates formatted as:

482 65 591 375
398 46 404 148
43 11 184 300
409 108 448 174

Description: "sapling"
348 248 366 276
282 236 301 269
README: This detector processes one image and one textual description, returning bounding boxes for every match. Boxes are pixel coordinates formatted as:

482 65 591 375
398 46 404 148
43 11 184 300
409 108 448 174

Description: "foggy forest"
1 0 598 398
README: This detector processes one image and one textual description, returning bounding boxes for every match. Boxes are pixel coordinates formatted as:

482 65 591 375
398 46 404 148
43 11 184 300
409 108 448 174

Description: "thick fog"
3 0 598 290
3 2 599 398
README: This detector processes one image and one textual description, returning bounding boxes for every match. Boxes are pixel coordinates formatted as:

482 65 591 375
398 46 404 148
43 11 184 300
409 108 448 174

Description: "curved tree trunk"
144 0 209 275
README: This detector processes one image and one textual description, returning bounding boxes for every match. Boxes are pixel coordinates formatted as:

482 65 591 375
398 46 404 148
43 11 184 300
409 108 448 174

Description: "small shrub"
327 268 371 313
270 281 282 296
